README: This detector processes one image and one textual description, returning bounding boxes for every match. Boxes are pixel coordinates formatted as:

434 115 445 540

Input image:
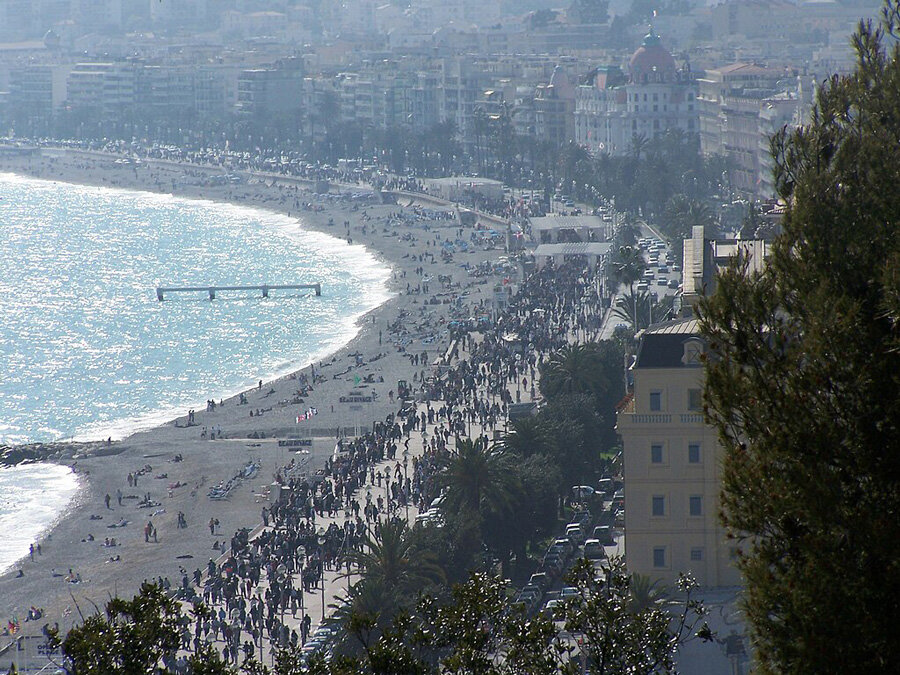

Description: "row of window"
630 119 696 131
652 545 739 568
631 103 694 113
653 546 704 568
631 92 696 102
649 388 702 412
651 441 702 464
651 494 704 517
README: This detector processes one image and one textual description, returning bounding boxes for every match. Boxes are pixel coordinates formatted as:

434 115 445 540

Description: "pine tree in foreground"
699 2 900 672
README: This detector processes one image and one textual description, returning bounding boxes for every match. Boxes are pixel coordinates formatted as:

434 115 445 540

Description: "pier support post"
208 288 216 301
156 288 164 301
315 283 321 296
262 285 269 298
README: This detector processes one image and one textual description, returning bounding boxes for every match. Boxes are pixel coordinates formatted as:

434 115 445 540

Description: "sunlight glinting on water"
0 174 391 444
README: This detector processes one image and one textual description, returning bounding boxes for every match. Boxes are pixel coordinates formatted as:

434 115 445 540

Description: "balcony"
617 412 707 427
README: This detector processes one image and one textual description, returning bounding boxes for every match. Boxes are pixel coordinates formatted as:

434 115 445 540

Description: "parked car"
559 586 580 600
592 525 615 545
552 536 575 557
529 572 550 590
597 478 615 495
566 523 586 544
583 539 605 559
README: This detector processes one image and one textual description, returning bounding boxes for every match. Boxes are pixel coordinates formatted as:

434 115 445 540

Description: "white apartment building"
697 62 798 196
575 31 698 156
66 61 136 122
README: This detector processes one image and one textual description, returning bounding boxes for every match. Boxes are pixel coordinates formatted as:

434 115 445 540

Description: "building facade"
575 31 698 156
617 319 742 587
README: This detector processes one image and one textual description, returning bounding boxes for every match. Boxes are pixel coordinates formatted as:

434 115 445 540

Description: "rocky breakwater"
0 440 125 467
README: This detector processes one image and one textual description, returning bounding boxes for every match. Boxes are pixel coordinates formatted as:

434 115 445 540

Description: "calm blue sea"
0 173 391 445
0 173 391 571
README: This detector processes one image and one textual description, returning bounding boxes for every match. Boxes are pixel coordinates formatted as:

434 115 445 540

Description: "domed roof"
629 30 676 83
43 29 61 49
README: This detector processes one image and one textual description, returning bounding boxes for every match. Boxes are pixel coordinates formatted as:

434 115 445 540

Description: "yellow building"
616 319 742 587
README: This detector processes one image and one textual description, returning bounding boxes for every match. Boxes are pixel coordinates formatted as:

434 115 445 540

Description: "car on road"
542 599 563 619
543 551 565 569
529 572 551 590
552 536 576 557
583 538 605 559
592 525 615 545
657 266 669 274
657 278 668 286
560 586 580 600
668 279 680 289
566 524 586 544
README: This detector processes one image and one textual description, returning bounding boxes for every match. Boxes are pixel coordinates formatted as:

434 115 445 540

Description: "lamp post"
317 528 326 622
403 449 410 523
297 544 306 629
341 528 351 594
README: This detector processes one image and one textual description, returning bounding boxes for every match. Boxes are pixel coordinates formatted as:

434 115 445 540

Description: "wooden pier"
155 283 321 301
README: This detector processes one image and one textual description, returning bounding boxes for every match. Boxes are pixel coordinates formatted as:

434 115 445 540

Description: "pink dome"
629 31 676 83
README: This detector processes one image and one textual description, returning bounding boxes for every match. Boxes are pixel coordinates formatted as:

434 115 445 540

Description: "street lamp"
297 544 306 630
317 528 327 622
403 449 410 523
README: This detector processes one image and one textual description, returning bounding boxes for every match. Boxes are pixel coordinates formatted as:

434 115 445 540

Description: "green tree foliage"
316 559 706 675
661 194 716 263
610 245 646 295
563 559 707 675
698 4 900 671
340 518 444 631
568 0 609 24
56 583 232 675
539 343 611 401
438 437 519 524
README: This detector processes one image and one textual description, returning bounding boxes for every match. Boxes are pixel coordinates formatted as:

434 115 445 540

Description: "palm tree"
611 244 645 295
495 416 556 459
539 343 610 401
438 437 519 525
615 220 641 247
630 132 649 161
628 573 668 612
346 518 444 599
611 287 649 334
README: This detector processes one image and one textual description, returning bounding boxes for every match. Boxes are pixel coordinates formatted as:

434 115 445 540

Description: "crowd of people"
160 257 607 667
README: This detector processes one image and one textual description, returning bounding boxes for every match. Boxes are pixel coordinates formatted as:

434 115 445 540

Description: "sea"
0 172 392 574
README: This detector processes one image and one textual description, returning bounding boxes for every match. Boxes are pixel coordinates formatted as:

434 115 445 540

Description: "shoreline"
0 172 393 450
0 150 506 637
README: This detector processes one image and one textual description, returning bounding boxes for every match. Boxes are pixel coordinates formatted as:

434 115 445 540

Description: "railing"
620 413 706 425
631 414 672 424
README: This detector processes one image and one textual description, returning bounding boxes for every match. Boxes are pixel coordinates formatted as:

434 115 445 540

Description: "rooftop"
533 242 613 257
530 214 606 231
634 319 704 369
